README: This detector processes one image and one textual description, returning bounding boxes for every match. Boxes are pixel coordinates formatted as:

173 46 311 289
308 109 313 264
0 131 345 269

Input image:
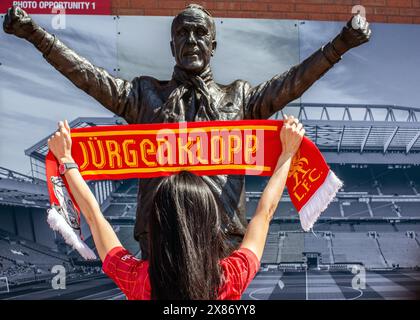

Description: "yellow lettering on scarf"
140 139 157 167
178 137 194 165
196 136 208 165
244 134 258 164
294 180 310 202
88 138 106 169
289 153 323 202
156 138 176 165
291 163 311 192
228 134 242 164
78 141 90 170
210 135 224 164
76 128 267 172
185 129 208 165
309 168 321 182
106 140 122 169
122 139 138 167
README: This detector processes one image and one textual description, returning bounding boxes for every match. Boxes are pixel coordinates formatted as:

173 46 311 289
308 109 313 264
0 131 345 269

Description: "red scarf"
46 120 342 259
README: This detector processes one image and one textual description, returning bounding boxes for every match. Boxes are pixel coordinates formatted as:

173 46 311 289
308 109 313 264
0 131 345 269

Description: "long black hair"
148 171 232 300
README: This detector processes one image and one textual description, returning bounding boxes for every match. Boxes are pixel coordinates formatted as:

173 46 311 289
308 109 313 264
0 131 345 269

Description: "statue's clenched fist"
3 6 39 39
332 14 372 56
344 15 371 48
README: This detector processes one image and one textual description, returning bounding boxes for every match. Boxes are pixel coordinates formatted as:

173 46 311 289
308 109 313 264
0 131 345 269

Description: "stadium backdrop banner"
1 13 420 257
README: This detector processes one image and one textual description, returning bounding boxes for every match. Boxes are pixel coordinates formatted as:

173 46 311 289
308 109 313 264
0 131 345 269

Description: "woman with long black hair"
47 115 304 300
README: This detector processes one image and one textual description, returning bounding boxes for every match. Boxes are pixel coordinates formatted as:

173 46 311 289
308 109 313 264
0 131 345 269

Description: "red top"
102 246 260 300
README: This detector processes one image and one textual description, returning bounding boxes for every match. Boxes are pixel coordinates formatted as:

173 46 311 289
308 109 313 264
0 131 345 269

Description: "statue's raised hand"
332 14 372 56
3 6 39 39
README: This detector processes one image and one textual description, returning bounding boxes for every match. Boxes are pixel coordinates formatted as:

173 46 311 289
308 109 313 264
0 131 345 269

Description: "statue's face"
171 10 216 73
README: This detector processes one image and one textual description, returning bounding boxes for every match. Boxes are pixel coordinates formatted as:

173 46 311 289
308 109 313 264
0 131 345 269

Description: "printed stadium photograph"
0 0 419 302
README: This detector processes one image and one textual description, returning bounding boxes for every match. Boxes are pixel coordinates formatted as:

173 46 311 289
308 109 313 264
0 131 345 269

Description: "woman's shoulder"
103 246 149 275
218 248 261 299
220 247 260 270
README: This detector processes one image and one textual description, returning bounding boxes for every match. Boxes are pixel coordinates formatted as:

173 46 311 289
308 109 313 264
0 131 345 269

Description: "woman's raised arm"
48 120 122 262
240 115 305 261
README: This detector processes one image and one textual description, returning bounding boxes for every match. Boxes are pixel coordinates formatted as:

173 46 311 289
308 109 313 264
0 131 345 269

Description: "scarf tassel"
298 170 343 231
47 207 97 260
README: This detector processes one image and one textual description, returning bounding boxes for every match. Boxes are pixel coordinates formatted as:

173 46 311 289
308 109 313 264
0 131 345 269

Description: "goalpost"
0 276 10 294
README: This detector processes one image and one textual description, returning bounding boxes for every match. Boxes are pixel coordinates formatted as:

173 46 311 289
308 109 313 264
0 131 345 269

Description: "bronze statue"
3 4 371 259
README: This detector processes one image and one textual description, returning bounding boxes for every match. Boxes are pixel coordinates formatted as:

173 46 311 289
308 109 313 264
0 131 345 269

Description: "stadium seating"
80 179 141 257
395 223 420 232
127 186 139 195
245 176 269 192
406 167 420 191
124 205 137 217
304 233 333 264
0 239 67 268
0 262 34 283
331 233 387 268
397 202 420 217
114 180 137 193
263 220 419 269
268 223 282 232
103 204 127 217
331 165 378 194
329 224 354 232
341 201 371 218
0 228 73 284
353 223 396 232
370 202 398 217
330 165 419 196
245 200 259 219
1 160 419 289
378 233 420 268
311 223 333 231
371 167 415 195
278 233 304 263
274 201 298 219
261 232 279 264
320 200 342 218
110 195 137 205
273 222 302 231
246 163 420 269
263 229 420 268
115 226 140 255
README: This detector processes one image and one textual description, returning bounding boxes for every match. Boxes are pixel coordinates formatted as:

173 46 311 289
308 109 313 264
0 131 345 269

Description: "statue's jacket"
38 33 342 257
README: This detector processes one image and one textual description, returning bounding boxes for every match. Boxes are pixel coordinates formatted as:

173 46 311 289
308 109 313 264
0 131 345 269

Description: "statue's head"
171 4 217 74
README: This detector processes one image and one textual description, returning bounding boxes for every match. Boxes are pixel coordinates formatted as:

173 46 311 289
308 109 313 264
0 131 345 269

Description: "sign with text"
0 1 111 15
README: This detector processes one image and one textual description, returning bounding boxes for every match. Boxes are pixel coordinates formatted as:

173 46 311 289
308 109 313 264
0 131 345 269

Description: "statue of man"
3 4 371 259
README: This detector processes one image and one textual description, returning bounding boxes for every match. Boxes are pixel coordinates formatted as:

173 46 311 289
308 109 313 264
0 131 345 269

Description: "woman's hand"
47 120 74 164
279 115 305 163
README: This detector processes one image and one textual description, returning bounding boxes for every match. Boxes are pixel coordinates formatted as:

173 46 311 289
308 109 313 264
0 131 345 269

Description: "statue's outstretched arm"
3 6 140 123
244 15 371 120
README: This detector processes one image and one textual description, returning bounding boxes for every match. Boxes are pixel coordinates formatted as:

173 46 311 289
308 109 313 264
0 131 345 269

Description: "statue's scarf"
160 66 218 122
45 120 343 260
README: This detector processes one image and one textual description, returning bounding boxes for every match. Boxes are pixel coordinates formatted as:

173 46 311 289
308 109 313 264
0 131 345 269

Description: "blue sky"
299 20 420 108
0 14 419 174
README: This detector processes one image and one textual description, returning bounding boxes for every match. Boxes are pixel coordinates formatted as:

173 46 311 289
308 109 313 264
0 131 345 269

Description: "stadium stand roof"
275 103 420 164
25 116 127 162
0 167 49 208
24 116 127 180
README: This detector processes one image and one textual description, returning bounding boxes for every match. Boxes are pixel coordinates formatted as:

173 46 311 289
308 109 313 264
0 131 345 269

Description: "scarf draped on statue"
158 66 218 122
45 120 343 260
